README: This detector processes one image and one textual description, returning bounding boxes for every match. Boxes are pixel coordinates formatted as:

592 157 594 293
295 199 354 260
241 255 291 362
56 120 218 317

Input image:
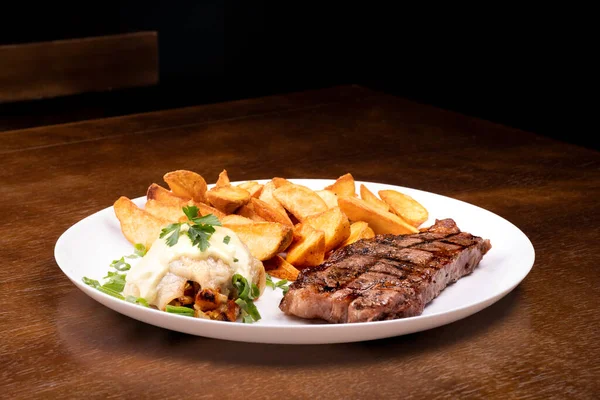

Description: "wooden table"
2 85 598 399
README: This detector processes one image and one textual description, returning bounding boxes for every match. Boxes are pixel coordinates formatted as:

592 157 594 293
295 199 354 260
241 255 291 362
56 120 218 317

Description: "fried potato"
271 177 292 188
206 185 251 214
236 202 267 222
302 206 350 253
263 255 300 281
338 195 419 235
379 189 429 228
221 214 254 225
147 183 186 205
249 197 293 226
146 183 226 219
113 196 168 250
144 198 188 223
163 170 208 204
285 224 325 268
258 180 290 219
215 169 230 187
325 173 356 197
340 221 375 247
237 181 263 198
316 189 339 209
273 183 328 222
360 184 390 214
223 221 293 261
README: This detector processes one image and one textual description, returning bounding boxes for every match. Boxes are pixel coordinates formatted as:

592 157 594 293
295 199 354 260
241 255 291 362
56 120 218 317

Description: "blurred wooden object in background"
0 31 158 103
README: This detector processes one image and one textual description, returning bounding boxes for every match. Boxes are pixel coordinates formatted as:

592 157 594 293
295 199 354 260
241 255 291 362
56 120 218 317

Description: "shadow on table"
56 285 525 369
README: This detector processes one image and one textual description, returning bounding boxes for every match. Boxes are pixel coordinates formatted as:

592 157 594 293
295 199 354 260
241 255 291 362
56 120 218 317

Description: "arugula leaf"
232 274 261 323
165 305 195 317
160 223 182 247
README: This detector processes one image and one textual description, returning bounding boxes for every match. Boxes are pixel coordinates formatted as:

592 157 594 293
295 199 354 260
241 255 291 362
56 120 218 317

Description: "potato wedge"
206 185 251 214
379 190 429 228
237 181 263 198
338 195 418 235
215 169 230 187
263 255 300 281
163 170 208 204
146 184 226 220
302 206 350 253
273 183 328 222
147 183 187 206
258 180 289 218
144 198 188 223
340 221 375 247
325 173 356 197
236 202 267 222
221 214 254 225
360 184 390 213
113 196 168 250
223 221 293 261
285 224 325 268
316 189 339 209
271 177 292 188
249 197 293 226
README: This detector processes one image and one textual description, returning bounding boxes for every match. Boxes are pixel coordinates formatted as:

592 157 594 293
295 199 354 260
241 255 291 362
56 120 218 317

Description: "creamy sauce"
123 225 257 308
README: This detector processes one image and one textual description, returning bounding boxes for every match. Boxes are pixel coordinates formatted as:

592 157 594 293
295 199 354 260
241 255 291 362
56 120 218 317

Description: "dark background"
1 2 593 150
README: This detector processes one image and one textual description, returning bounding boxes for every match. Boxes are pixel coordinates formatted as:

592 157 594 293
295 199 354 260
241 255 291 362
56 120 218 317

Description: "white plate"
54 179 534 344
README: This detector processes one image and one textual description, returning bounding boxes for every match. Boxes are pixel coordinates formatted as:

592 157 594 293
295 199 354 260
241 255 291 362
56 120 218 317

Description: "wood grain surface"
1 85 598 399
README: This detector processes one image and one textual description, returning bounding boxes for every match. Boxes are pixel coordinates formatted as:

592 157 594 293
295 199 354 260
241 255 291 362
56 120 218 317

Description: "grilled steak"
279 218 492 323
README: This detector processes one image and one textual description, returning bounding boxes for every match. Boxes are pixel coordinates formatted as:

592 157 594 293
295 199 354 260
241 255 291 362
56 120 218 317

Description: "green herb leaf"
125 295 149 307
133 243 147 257
165 305 195 317
82 277 100 288
191 213 222 227
223 235 231 244
97 286 125 300
182 205 200 221
110 257 131 271
265 274 290 294
232 274 261 323
160 223 182 247
102 271 127 293
187 224 214 252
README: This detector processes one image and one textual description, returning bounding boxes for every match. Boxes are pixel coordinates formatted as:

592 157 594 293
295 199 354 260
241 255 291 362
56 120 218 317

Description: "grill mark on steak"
279 218 492 323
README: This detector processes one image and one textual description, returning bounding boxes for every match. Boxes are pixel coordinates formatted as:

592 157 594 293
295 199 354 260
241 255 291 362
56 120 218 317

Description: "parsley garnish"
232 273 261 323
266 274 291 295
223 235 231 244
160 223 182 247
160 206 221 251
